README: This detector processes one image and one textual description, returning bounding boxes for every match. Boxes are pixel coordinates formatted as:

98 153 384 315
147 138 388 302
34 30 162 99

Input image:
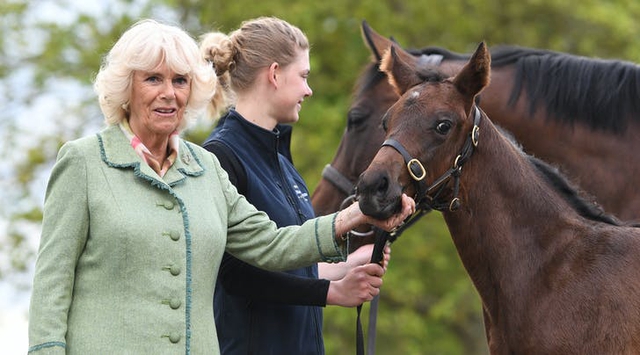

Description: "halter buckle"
453 155 462 169
472 125 480 147
407 158 426 181
449 197 461 211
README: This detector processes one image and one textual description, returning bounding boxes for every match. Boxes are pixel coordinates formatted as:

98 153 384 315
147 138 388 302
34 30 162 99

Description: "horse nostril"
376 176 389 195
356 171 391 202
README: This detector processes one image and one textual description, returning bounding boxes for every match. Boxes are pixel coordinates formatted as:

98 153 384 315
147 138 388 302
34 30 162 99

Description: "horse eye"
347 107 369 128
435 121 452 134
381 114 389 132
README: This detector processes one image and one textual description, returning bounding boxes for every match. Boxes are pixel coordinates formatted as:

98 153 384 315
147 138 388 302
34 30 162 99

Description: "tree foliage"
4 0 640 353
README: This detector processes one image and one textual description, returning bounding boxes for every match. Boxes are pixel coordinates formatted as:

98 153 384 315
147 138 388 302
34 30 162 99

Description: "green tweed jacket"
28 124 346 355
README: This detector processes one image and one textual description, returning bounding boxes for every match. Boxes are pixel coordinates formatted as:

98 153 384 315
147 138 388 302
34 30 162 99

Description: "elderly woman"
27 19 414 355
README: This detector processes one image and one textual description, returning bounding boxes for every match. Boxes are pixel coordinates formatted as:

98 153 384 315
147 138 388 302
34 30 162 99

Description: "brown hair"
199 17 309 118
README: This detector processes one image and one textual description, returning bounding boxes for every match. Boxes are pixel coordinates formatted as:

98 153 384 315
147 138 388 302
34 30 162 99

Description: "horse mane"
413 45 640 134
528 154 623 226
494 124 622 226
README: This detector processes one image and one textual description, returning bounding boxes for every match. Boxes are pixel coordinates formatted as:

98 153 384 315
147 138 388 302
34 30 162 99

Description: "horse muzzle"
356 169 404 220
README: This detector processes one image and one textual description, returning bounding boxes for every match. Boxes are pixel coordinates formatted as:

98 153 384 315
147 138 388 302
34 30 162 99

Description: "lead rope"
356 228 390 355
355 207 429 355
323 168 380 354
320 165 430 355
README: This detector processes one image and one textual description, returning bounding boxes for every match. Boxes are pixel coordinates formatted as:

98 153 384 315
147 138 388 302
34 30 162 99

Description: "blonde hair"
94 19 217 130
199 17 309 119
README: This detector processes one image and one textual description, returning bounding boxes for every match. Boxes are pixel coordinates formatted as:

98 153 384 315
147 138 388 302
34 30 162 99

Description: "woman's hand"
364 193 415 232
325 263 385 307
334 193 415 239
319 244 391 281
348 244 391 270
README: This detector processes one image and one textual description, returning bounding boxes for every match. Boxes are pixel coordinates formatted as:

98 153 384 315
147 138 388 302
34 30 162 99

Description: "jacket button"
163 230 180 241
157 201 175 210
169 332 181 343
170 298 182 309
170 265 181 276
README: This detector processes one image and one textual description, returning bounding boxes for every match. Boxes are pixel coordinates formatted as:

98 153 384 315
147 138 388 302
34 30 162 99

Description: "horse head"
356 42 490 219
311 21 451 216
311 22 402 216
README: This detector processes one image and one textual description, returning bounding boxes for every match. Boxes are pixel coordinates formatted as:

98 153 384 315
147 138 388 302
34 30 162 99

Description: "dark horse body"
312 22 640 222
355 40 640 354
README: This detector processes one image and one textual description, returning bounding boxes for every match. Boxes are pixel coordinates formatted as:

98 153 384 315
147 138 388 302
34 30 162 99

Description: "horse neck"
474 64 640 221
440 116 580 308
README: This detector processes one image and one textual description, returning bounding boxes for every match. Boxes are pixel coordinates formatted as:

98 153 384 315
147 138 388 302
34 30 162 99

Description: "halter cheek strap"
382 139 427 181
381 139 429 203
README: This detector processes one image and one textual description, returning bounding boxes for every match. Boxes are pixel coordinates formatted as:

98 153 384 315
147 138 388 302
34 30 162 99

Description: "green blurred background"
3 0 640 353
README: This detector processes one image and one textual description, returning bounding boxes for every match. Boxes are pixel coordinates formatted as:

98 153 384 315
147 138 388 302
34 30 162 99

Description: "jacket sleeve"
207 148 344 271
219 253 330 306
28 141 90 354
205 140 330 306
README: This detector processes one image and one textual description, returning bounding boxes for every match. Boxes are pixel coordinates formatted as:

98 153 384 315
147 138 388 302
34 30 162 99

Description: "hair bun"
200 32 235 75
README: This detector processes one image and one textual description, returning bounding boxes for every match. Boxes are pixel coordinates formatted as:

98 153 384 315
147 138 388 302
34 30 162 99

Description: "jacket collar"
216 109 294 163
97 124 204 186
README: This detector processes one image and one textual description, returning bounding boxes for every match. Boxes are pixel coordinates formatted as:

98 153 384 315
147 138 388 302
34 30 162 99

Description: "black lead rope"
356 228 390 355
355 208 429 355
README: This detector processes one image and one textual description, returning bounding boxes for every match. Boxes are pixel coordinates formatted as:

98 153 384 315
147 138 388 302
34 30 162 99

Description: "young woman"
200 17 393 355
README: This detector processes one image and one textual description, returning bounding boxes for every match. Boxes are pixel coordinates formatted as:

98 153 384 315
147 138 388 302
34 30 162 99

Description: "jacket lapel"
98 125 204 187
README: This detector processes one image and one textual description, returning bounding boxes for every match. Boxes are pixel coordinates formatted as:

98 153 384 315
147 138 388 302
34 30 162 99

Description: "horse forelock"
417 66 449 83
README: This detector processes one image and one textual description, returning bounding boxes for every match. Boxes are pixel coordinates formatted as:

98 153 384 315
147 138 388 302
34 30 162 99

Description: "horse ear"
361 20 394 62
453 41 491 99
380 45 423 95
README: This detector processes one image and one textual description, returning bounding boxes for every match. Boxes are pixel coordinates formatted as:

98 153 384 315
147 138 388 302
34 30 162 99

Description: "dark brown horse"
355 40 640 355
311 22 640 222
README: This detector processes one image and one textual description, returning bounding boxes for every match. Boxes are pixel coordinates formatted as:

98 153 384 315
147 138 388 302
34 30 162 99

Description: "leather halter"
382 106 481 212
321 164 355 197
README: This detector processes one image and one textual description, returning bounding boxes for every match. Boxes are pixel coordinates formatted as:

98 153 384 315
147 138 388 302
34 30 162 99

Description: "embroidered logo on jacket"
293 184 309 202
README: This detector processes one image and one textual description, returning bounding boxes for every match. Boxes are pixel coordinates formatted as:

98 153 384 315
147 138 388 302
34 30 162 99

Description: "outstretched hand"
334 193 415 239
364 194 415 232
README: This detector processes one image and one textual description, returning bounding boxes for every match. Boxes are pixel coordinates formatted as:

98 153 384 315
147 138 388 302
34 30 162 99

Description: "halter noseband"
382 106 482 212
